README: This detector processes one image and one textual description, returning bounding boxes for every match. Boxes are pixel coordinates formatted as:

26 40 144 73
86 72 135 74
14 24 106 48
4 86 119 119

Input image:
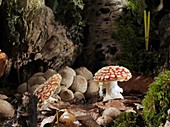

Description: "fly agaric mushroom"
0 50 8 77
33 74 62 107
93 65 132 101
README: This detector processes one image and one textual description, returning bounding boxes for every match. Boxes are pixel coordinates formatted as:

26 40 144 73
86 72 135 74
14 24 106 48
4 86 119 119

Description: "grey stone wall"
81 0 127 72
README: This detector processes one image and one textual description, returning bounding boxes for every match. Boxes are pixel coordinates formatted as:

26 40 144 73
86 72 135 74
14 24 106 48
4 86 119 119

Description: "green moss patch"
142 71 170 126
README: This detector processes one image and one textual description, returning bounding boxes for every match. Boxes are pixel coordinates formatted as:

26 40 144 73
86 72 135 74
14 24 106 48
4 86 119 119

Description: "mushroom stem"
103 81 124 102
99 82 103 97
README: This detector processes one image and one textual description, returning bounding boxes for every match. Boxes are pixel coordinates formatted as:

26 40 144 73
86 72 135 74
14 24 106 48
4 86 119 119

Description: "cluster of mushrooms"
17 65 132 126
18 66 99 106
18 65 132 105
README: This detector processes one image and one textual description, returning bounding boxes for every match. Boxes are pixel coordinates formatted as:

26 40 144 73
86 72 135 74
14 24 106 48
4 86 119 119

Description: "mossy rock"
111 112 144 127
142 70 170 126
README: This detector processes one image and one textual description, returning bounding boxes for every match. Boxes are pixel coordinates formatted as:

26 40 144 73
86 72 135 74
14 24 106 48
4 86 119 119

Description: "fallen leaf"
40 115 55 127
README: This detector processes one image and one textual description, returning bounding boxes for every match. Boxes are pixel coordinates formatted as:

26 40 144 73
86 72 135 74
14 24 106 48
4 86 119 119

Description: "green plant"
113 0 165 75
127 0 146 23
111 112 144 127
142 71 170 126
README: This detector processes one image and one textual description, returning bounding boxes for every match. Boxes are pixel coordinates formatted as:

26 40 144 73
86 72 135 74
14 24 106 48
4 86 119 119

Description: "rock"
59 67 75 88
58 66 76 76
60 88 74 102
58 66 76 88
76 115 101 127
96 115 113 126
75 67 93 80
85 79 99 98
28 75 46 86
0 99 15 118
17 83 31 93
32 72 44 77
70 75 88 93
74 91 86 103
102 107 121 118
44 69 57 79
30 84 40 93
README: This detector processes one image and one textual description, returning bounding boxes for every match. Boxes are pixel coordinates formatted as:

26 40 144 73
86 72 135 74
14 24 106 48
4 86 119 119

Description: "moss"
1 0 25 46
127 0 146 23
45 0 85 45
142 71 170 126
111 112 144 127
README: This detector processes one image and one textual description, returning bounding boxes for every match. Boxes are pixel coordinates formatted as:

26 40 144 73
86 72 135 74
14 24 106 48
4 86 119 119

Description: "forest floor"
0 72 154 127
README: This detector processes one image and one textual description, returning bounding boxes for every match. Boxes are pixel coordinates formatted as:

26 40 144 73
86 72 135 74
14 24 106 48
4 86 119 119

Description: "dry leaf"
40 115 55 127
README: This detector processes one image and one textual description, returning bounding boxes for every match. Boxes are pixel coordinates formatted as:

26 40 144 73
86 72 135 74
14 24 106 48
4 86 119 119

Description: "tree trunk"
0 0 80 83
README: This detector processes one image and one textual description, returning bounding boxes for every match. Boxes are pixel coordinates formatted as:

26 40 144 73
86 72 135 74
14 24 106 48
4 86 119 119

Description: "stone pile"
17 66 99 103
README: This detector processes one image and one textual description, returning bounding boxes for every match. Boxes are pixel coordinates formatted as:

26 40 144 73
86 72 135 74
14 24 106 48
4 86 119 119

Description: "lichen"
142 71 170 126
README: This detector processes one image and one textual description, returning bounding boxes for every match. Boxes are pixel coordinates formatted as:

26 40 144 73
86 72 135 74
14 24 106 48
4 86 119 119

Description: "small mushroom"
0 99 15 118
44 69 57 80
71 75 88 93
74 91 86 103
59 109 77 127
85 79 99 99
28 75 46 87
17 82 31 93
102 107 121 118
33 74 62 107
60 88 74 102
75 67 93 80
93 65 132 101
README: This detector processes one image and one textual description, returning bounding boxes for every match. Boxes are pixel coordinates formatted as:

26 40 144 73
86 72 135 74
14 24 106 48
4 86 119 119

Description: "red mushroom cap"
0 50 7 62
33 73 62 105
0 50 8 77
93 66 132 82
